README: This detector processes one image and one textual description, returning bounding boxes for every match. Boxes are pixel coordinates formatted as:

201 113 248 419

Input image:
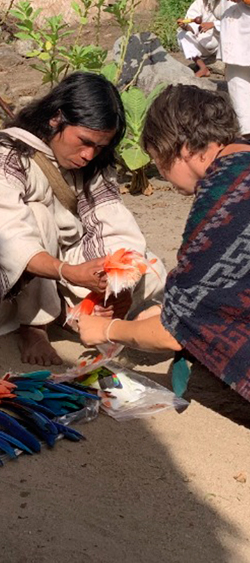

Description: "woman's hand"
62 257 107 293
93 303 114 318
79 314 111 347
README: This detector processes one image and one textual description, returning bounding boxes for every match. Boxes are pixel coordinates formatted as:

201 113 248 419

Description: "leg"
17 276 62 365
16 202 63 366
193 56 210 78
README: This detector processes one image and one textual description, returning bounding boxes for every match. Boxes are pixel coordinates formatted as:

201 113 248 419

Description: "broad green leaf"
33 8 43 19
26 50 41 57
121 146 150 171
31 64 48 73
71 1 81 12
10 10 26 20
121 87 147 127
14 32 33 40
38 52 51 61
101 62 117 83
146 83 166 109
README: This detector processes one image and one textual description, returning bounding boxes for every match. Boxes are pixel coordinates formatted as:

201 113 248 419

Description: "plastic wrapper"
81 362 189 420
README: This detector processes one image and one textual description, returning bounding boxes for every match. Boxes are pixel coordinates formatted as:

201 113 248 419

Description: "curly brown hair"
142 84 240 169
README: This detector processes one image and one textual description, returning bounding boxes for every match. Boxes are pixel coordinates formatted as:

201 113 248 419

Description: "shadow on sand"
0 329 248 563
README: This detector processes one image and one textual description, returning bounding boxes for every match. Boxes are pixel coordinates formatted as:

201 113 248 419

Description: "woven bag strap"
32 151 77 215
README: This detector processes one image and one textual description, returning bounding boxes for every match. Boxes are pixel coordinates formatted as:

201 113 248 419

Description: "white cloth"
0 128 166 332
177 0 221 60
226 64 250 135
219 2 250 135
220 1 250 66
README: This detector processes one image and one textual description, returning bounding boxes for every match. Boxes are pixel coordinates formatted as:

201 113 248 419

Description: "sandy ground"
0 21 250 563
1 188 250 563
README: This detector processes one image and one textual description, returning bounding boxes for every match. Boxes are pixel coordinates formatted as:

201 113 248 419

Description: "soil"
1 18 250 563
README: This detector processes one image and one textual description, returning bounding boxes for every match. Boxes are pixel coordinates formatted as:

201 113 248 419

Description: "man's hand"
177 19 194 32
199 22 214 33
105 289 132 319
63 257 107 293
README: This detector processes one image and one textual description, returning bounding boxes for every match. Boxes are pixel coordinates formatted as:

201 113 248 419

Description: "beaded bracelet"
105 318 122 345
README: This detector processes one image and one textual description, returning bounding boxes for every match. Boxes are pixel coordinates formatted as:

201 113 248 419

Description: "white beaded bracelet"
105 318 122 345
57 261 68 283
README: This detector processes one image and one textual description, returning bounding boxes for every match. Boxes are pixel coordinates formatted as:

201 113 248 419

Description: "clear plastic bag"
94 362 189 421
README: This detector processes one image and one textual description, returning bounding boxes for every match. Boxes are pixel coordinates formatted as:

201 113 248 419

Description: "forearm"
108 315 182 352
26 252 62 280
26 252 84 284
26 252 107 293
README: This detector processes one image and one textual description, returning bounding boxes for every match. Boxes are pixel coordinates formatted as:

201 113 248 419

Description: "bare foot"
195 68 210 78
19 325 63 366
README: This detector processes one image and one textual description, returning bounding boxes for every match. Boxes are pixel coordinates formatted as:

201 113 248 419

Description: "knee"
28 202 59 256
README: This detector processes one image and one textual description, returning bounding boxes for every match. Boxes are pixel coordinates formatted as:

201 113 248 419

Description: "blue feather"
10 398 55 418
0 411 41 453
15 389 44 401
0 431 33 454
54 422 86 442
0 404 59 447
18 370 51 379
0 437 17 459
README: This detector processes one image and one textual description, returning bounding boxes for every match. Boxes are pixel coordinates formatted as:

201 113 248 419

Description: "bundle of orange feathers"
66 248 158 326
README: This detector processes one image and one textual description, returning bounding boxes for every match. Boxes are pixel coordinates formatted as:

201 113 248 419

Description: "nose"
80 145 97 162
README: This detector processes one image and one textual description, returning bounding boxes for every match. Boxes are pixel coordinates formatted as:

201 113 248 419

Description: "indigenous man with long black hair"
0 71 165 365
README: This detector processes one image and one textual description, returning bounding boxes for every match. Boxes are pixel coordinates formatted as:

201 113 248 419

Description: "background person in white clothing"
177 0 222 77
220 0 250 138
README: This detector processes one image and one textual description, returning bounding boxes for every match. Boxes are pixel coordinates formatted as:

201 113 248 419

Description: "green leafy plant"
152 0 190 51
119 84 165 194
60 44 107 73
10 3 74 85
9 0 165 194
10 0 103 85
104 0 140 85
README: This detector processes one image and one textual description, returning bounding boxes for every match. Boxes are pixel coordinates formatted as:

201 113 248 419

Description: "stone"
0 44 22 70
114 32 217 94
14 39 37 57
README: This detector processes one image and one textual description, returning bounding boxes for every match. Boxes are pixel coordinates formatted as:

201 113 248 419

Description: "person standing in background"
220 0 250 138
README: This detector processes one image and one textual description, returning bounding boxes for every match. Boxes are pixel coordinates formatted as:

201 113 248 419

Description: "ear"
180 144 192 162
49 111 62 129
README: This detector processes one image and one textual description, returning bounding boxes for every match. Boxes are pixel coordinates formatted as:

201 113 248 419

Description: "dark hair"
142 84 240 169
0 71 126 185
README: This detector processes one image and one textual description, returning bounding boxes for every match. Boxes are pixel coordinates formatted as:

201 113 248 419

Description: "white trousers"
177 28 219 60
0 202 166 332
226 64 250 136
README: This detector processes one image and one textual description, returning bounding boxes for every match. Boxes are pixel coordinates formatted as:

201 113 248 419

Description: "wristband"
105 318 122 344
57 261 68 283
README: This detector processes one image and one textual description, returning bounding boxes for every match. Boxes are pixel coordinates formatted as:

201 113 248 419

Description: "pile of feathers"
0 370 100 465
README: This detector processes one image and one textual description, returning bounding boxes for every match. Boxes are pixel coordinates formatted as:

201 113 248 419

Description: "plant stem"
114 0 136 85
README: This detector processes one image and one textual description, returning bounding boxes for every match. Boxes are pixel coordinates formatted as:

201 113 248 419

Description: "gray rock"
114 32 217 94
0 44 22 69
14 39 37 57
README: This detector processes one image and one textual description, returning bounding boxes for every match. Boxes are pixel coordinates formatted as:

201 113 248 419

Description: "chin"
177 186 195 196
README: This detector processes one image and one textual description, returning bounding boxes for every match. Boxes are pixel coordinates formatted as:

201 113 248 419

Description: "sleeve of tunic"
0 153 45 298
